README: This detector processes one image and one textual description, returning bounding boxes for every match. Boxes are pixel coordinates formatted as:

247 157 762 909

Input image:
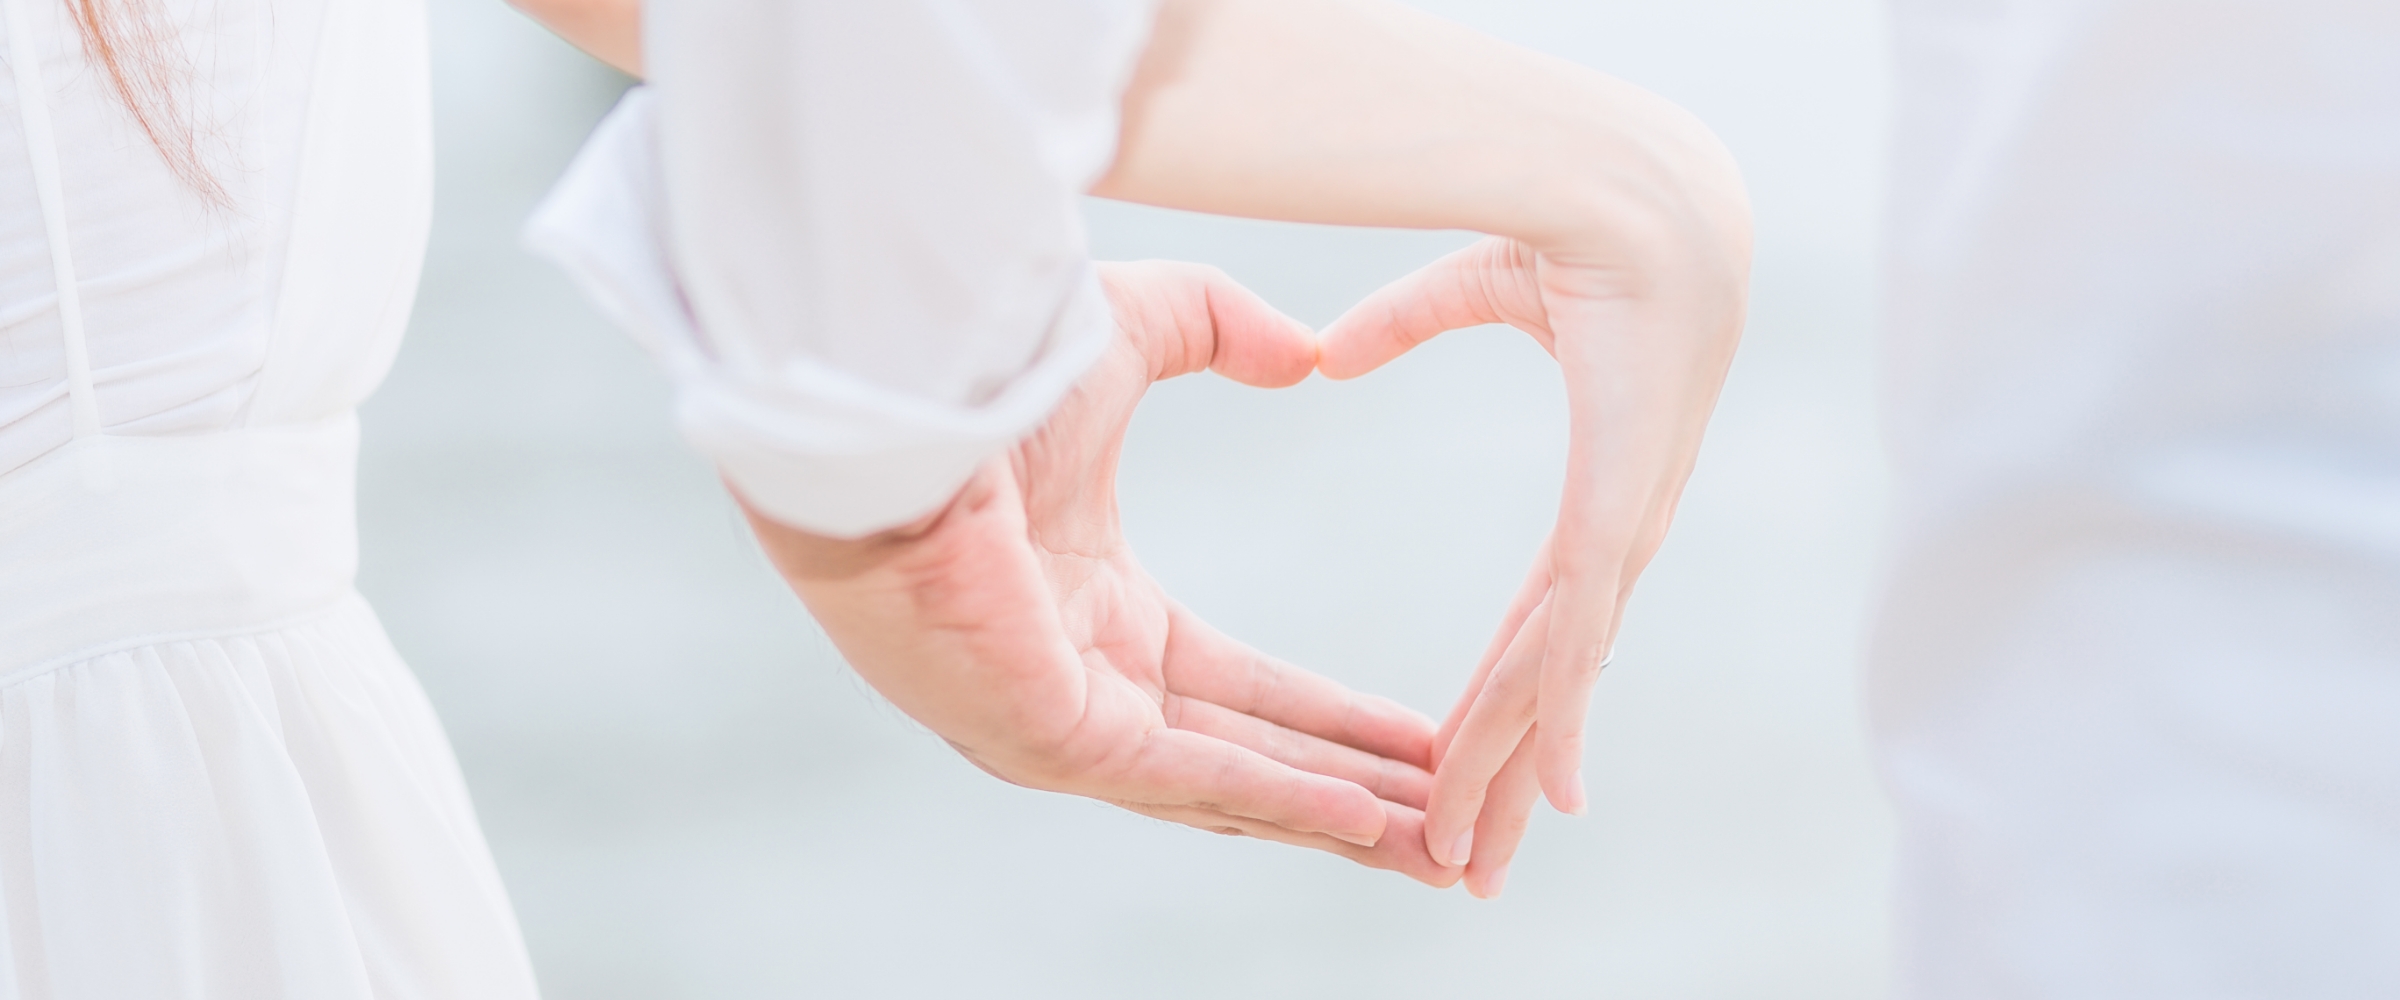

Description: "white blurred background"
361 1 1895 996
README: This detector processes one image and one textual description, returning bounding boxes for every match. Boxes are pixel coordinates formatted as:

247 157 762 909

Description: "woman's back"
0 0 430 475
0 3 537 996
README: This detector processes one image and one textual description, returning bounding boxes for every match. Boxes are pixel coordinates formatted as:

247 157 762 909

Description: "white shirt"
1873 0 2400 995
529 0 1154 537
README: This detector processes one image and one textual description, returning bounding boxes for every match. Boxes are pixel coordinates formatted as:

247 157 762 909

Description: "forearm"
508 0 642 76
1095 0 1747 254
737 470 1095 765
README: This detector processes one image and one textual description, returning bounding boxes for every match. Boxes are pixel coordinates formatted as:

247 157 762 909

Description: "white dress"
0 0 540 996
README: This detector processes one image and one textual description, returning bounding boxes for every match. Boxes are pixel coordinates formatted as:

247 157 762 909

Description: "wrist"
1511 87 1752 271
735 464 999 583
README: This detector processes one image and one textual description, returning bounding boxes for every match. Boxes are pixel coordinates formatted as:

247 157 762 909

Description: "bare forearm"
1095 0 1746 253
508 0 642 76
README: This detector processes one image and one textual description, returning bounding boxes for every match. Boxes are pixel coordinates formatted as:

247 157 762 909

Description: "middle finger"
1422 596 1551 868
1165 694 1435 809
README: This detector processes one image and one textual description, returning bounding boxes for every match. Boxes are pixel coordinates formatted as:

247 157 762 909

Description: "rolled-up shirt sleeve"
526 0 1155 537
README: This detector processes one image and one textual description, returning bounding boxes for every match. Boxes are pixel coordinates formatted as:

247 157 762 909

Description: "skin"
509 0 1752 898
507 0 640 75
1094 2 1751 895
748 263 1457 887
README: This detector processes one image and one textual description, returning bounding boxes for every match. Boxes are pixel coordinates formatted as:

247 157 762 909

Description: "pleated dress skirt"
0 416 541 998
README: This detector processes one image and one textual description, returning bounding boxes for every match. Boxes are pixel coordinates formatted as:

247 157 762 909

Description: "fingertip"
1218 339 1316 389
1312 332 1379 382
1465 863 1510 900
1536 734 1589 817
1422 825 1451 868
1197 272 1318 389
1311 308 1381 380
1296 321 1326 387
1331 828 1382 849
1349 693 1440 769
1251 315 1321 389
1360 802 1458 888
1548 773 1588 817
1325 781 1390 847
1531 639 1606 820
1415 865 1466 890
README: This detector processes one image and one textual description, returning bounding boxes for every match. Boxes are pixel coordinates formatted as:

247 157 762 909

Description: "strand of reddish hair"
65 0 228 206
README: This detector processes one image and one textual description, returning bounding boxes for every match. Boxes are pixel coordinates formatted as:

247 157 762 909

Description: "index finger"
1423 597 1549 868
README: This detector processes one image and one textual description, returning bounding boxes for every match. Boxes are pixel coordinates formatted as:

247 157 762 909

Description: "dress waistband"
0 416 360 680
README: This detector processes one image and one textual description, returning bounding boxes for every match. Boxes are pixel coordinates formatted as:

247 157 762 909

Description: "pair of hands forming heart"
746 225 1742 898
746 259 1455 885
518 0 1749 898
722 0 1750 902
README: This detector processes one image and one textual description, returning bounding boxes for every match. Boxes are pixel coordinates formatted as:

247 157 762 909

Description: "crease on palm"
781 260 1461 885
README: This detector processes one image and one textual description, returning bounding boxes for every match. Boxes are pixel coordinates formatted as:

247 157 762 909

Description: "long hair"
66 0 228 205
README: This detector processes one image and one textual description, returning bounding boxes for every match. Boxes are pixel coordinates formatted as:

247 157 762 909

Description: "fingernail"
1333 828 1380 848
1561 772 1588 816
1480 864 1511 899
1447 830 1474 868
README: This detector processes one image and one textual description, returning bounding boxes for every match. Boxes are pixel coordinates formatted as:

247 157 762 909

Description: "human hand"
1319 227 1749 897
741 262 1459 887
1098 0 1750 898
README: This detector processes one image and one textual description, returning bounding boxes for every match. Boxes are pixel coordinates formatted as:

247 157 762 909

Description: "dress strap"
2 0 102 439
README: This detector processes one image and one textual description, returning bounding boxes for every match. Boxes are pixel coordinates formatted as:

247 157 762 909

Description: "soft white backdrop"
361 2 1894 996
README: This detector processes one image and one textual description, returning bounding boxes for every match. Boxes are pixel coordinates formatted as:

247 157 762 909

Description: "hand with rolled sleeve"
527 83 1454 882
745 262 1456 885
526 0 1750 896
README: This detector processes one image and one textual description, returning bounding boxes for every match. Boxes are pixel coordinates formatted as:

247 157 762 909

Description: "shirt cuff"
522 88 1113 537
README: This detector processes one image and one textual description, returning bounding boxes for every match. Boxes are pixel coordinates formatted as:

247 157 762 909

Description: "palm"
1014 329 1172 705
1010 263 1438 819
756 262 1454 886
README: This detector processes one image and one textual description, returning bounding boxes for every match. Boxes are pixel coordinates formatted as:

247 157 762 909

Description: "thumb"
1317 237 1548 380
1096 260 1318 388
